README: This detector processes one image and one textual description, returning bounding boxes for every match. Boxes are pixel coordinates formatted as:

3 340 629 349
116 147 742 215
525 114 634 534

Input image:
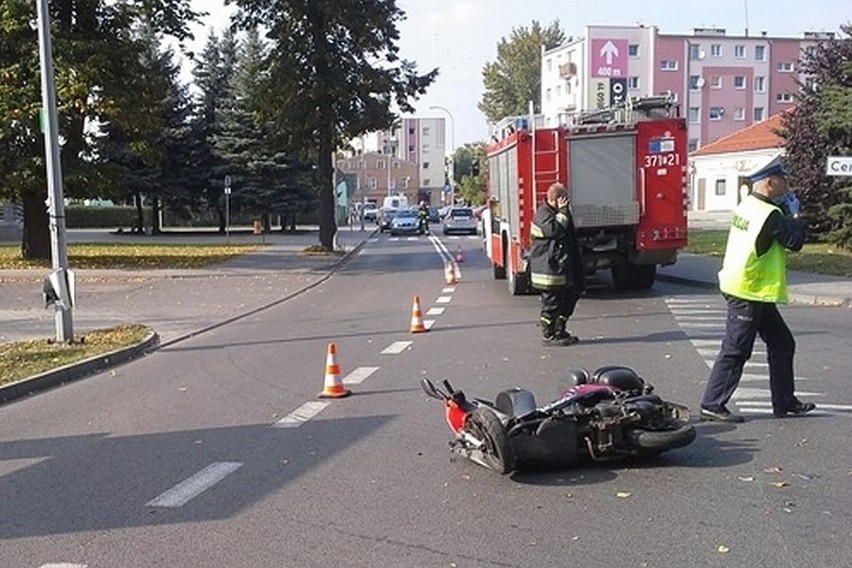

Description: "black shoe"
542 334 577 347
700 407 745 423
553 330 580 345
773 400 816 418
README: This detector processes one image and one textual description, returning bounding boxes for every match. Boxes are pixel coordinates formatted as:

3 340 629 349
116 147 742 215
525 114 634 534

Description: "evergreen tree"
782 24 852 247
232 0 438 251
479 20 566 124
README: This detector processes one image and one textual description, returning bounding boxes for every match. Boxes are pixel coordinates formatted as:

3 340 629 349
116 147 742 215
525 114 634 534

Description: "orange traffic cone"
410 295 428 333
455 244 465 263
444 260 457 285
453 260 462 282
318 343 350 398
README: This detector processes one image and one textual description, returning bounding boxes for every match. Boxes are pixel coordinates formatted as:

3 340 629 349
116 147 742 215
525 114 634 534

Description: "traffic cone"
452 260 462 282
318 343 350 398
409 295 428 333
455 244 465 263
444 260 457 285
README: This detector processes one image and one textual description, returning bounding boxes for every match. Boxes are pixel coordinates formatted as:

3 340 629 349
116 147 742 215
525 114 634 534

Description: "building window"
754 107 765 121
689 75 701 90
422 127 430 136
688 139 699 152
734 44 746 58
628 44 639 57
546 58 552 72
755 45 766 61
628 76 640 90
715 179 727 196
689 44 701 59
709 106 725 120
422 162 429 169
660 59 678 71
546 87 552 102
378 160 386 170
776 92 794 103
734 76 746 89
710 44 722 57
369 177 377 189
734 107 745 121
423 178 430 186
711 76 723 89
754 76 765 92
777 61 794 72
688 107 700 123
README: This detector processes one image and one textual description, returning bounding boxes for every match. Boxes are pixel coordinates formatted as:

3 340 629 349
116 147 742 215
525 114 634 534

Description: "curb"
658 274 851 307
0 330 160 405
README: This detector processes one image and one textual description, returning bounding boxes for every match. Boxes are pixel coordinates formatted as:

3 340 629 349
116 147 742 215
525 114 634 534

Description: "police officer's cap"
750 156 786 182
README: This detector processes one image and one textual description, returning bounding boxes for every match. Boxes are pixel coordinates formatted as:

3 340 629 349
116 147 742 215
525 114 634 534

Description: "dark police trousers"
702 294 796 412
540 285 579 329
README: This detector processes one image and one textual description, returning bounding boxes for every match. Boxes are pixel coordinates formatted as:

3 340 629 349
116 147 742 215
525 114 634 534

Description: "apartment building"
335 151 420 206
541 25 831 150
350 117 450 205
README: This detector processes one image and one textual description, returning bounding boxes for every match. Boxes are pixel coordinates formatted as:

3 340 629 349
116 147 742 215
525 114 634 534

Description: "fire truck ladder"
532 129 561 196
565 92 678 126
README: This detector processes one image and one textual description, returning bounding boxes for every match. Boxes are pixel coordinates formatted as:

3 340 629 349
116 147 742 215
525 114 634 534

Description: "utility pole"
37 0 73 343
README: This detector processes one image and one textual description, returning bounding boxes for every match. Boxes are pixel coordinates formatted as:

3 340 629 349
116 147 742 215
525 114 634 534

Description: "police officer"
700 156 816 422
418 200 430 234
530 182 584 346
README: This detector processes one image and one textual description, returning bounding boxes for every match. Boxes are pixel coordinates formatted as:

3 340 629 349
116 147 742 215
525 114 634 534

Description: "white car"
442 206 478 235
389 208 422 236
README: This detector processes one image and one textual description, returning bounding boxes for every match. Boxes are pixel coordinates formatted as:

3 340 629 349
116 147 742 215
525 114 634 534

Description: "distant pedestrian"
700 157 815 422
529 182 584 346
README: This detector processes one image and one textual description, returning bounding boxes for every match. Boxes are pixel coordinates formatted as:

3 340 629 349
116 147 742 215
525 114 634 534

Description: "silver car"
442 206 478 235
389 208 422 236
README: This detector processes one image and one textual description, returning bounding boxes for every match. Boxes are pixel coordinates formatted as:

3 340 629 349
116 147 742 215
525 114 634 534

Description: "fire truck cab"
482 94 688 295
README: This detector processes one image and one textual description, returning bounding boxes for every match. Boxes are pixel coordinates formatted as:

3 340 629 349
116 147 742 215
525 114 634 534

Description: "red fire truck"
481 95 688 295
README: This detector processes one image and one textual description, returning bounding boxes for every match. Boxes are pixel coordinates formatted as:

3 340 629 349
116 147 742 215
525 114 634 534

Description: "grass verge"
0 324 152 388
686 230 852 278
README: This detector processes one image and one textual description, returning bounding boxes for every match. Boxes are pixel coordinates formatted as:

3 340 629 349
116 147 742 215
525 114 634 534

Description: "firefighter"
418 200 430 234
530 182 584 346
700 157 815 422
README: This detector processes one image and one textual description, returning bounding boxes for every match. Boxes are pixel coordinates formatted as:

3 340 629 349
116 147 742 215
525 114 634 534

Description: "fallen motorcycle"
421 365 696 474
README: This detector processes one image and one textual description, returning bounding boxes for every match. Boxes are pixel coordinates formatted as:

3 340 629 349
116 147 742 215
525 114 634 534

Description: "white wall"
691 148 782 211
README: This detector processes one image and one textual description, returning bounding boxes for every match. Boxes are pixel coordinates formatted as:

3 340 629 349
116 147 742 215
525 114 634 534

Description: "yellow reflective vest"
718 195 788 303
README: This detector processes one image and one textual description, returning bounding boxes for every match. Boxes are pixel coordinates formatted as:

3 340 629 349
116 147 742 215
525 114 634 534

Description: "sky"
186 0 848 147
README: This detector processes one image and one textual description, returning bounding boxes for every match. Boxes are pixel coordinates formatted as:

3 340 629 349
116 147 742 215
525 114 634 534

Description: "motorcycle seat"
592 365 645 393
495 388 538 417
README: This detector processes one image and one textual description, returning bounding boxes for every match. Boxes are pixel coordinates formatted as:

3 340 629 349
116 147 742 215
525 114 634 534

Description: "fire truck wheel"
611 264 638 290
635 265 656 289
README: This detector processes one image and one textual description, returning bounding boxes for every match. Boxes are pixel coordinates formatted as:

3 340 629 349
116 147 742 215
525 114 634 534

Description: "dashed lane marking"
273 401 330 428
436 296 452 304
424 320 435 330
39 565 87 568
382 341 412 354
442 287 456 293
146 462 242 508
343 366 379 385
427 307 445 316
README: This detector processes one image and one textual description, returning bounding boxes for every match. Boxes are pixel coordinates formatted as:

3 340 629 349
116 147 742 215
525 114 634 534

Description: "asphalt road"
1 232 850 567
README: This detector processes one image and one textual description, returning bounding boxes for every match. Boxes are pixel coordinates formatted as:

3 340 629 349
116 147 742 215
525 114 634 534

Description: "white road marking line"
427 307 445 315
690 339 722 347
669 309 726 315
436 296 452 304
40 565 87 568
273 401 330 428
343 366 379 385
146 462 242 508
678 322 725 328
671 315 725 321
382 341 412 354
441 287 455 293
424 320 435 330
696 348 767 358
732 387 823 399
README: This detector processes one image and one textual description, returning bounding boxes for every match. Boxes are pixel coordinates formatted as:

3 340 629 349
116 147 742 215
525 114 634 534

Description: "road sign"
589 78 610 110
224 175 232 195
610 78 627 106
591 38 627 78
826 156 852 176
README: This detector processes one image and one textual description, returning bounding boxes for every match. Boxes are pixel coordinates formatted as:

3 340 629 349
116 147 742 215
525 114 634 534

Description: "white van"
382 195 409 210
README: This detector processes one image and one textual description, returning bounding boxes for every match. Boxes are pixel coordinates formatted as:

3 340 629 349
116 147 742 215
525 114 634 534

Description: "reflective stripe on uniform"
531 272 567 288
531 224 544 238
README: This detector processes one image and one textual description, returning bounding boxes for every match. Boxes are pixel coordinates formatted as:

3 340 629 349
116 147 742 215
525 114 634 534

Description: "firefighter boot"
554 316 579 345
541 317 574 347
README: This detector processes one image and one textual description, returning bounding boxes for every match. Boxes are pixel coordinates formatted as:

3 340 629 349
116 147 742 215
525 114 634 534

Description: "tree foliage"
453 142 487 206
231 0 438 250
782 23 852 247
478 20 565 124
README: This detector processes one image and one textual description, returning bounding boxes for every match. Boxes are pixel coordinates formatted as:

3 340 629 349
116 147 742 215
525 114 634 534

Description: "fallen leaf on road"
717 545 730 554
771 480 789 488
616 491 632 498
738 476 755 482
764 466 782 473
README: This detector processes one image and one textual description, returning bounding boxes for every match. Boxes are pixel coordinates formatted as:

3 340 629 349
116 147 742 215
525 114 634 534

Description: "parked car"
427 206 440 224
389 208 422 236
442 206 478 235
362 202 378 222
378 208 398 232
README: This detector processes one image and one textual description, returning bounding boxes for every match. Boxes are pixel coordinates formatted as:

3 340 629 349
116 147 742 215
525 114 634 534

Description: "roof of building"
692 111 790 157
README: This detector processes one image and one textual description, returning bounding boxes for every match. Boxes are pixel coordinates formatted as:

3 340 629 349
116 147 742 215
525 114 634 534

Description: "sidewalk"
0 225 376 346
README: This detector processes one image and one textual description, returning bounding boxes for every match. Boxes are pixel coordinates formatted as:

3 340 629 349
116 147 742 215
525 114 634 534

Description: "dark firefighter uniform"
701 188 807 418
529 199 584 344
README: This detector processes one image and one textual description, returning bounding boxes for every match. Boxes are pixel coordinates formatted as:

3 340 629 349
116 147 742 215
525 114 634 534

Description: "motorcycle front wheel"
465 408 517 474
624 421 696 453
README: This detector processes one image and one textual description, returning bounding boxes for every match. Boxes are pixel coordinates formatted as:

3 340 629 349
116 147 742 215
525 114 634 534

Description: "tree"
478 20 565 124
782 24 852 247
453 142 488 206
0 0 201 257
232 0 438 251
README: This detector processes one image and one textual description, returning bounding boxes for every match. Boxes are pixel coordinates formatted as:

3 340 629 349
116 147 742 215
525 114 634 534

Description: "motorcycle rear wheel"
465 408 517 474
625 421 696 452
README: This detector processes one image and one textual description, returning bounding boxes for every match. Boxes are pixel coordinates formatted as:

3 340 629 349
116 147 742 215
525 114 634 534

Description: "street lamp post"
36 0 73 343
429 105 455 205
